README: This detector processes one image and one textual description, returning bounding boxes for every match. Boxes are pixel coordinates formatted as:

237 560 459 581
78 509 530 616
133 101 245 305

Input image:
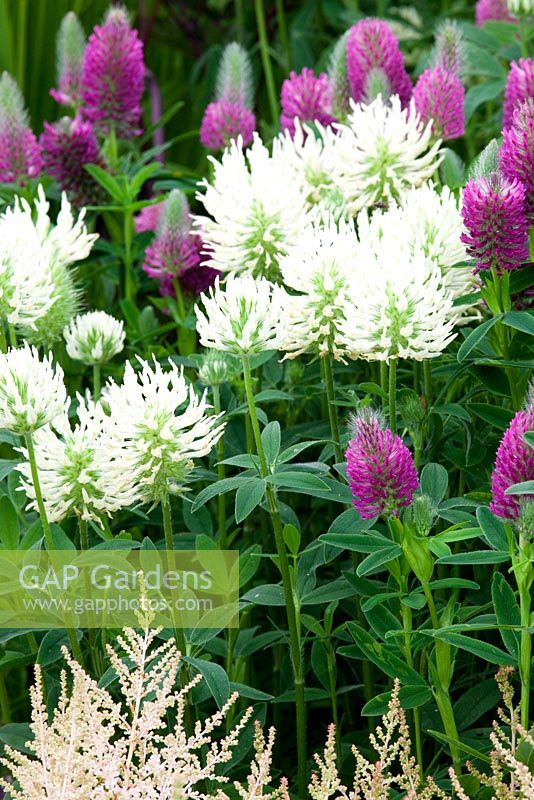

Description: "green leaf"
325 508 377 535
362 685 432 716
439 148 465 188
50 525 75 550
476 506 509 551
84 164 125 202
319 531 390 553
37 630 71 666
261 421 281 465
420 463 448 505
433 631 517 666
0 458 18 481
343 623 428 687
234 478 266 523
457 315 501 362
0 495 19 549
283 524 300 555
524 431 534 448
0 723 34 755
242 584 285 606
357 545 403 576
427 729 491 764
502 310 534 335
470 403 515 430
465 79 505 121
505 480 534 495
436 550 509 565
301 578 354 605
492 572 521 659
191 476 250 511
268 472 329 493
184 657 230 708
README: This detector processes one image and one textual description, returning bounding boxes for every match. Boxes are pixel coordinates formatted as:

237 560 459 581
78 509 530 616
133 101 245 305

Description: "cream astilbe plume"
310 680 451 800
0 626 254 800
235 722 290 800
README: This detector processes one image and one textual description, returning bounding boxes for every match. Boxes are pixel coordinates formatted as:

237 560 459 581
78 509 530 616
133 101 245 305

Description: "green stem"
275 0 291 70
326 643 340 757
388 359 397 433
92 363 101 401
25 433 53 550
0 673 11 722
212 385 227 547
0 325 6 353
8 325 17 348
423 360 432 409
78 517 89 550
172 278 186 323
323 354 343 464
380 361 388 410
123 209 135 302
234 0 245 42
242 354 307 796
519 581 531 729
254 0 279 126
401 596 423 776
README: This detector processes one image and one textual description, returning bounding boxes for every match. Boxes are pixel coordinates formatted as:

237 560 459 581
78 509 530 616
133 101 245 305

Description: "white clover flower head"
330 95 443 214
279 217 359 361
64 311 125 365
274 121 346 220
102 358 226 505
0 344 68 434
194 134 308 278
34 186 98 266
507 0 534 13
195 273 288 355
342 243 457 361
21 255 81 348
197 349 240 386
17 397 131 524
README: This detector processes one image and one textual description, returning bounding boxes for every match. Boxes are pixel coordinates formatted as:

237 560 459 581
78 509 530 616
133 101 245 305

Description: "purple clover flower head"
476 0 516 25
412 67 465 141
280 68 335 137
50 11 86 107
40 116 101 206
345 19 412 106
134 202 164 234
490 389 534 520
142 189 219 297
81 5 145 139
200 101 256 150
503 58 534 130
345 409 419 520
0 72 41 184
461 173 529 274
434 21 465 79
200 42 256 151
500 98 534 218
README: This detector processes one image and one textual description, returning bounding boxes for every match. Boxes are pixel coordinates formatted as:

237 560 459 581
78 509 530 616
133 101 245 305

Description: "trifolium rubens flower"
356 183 478 320
330 95 443 214
343 234 457 362
279 216 359 361
195 135 307 279
64 311 125 365
195 273 287 355
0 344 68 434
274 121 347 221
17 397 132 524
102 358 225 505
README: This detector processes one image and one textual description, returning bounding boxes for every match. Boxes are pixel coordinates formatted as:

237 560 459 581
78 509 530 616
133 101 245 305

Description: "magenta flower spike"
200 42 256 150
476 0 516 26
461 174 529 273
134 202 165 234
0 72 41 184
345 18 412 106
280 68 335 137
40 117 101 206
412 66 465 140
50 11 86 107
142 189 219 297
345 410 419 520
501 99 534 217
490 391 534 520
503 58 534 130
81 6 145 139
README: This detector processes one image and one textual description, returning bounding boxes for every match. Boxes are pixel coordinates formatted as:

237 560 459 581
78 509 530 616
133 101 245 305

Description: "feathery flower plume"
195 273 287 354
476 0 516 24
0 626 254 799
490 388 534 520
135 201 164 233
346 410 419 517
500 98 534 217
433 20 465 78
461 174 529 273
40 116 102 206
102 358 225 505
328 32 351 120
280 68 335 137
0 344 68 434
50 11 86 106
64 311 125 365
142 189 218 297
195 135 308 278
331 96 443 214
280 217 359 361
503 58 534 130
17 398 130 524
412 66 465 141
81 5 145 138
0 72 41 184
200 42 256 150
345 18 412 106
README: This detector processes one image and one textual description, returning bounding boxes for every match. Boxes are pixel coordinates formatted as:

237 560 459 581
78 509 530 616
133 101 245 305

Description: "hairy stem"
323 354 343 463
